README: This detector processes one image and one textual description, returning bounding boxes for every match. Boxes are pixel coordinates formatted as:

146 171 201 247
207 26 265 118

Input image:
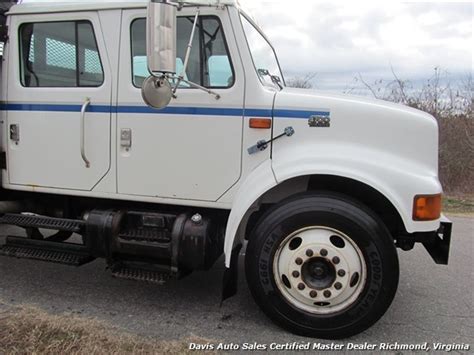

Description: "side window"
20 21 104 87
240 14 283 88
131 16 234 88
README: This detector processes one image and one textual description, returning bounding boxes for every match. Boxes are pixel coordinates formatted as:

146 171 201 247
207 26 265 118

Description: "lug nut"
309 290 317 298
298 283 305 290
292 270 300 278
295 257 303 265
305 249 314 257
332 256 340 264
320 248 328 256
338 269 346 277
323 290 331 298
334 282 342 290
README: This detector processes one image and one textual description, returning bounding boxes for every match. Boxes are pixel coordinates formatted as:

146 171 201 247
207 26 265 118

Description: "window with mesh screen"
20 21 104 87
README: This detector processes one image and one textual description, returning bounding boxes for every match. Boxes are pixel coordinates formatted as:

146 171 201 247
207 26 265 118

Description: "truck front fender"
223 159 277 267
223 143 442 268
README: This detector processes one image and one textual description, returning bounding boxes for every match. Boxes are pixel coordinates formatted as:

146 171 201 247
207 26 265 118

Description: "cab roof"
7 0 238 15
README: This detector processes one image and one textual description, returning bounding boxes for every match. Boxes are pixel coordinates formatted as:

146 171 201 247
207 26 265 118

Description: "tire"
245 191 399 339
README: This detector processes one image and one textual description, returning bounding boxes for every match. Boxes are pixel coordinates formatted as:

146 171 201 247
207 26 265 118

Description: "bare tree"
286 72 317 89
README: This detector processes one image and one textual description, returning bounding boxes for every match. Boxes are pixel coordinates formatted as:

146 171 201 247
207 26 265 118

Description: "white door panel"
8 110 110 189
118 114 242 200
117 8 244 201
6 12 112 191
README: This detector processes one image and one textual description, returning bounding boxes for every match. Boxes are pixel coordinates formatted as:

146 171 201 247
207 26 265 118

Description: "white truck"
0 0 452 339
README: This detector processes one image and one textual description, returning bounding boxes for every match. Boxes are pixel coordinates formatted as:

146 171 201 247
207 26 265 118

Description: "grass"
0 305 215 355
443 195 474 215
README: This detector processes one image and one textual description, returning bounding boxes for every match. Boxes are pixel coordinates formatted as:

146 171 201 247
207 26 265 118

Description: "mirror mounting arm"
173 10 200 92
171 9 221 100
173 78 221 99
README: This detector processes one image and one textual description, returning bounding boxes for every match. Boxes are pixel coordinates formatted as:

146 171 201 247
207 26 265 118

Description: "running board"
110 262 173 284
0 213 85 233
0 236 94 266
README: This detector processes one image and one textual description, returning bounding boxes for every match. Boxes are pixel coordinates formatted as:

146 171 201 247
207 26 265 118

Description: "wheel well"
307 175 405 236
245 174 406 239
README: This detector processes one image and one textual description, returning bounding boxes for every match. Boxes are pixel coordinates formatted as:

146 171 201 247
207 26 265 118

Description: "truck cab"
0 0 452 339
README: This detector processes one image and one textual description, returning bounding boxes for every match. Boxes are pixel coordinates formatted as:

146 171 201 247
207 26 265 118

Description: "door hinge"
0 24 8 43
0 152 6 170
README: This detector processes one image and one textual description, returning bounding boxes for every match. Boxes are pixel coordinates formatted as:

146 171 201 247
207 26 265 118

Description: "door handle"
80 98 91 168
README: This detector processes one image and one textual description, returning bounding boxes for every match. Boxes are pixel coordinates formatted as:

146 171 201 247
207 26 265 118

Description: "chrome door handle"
80 98 91 168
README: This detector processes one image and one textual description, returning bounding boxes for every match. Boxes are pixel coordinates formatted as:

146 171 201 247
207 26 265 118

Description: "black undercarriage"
0 190 229 283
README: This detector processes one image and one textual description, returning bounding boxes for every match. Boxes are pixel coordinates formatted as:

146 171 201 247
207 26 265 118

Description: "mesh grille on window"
85 49 102 74
46 38 75 69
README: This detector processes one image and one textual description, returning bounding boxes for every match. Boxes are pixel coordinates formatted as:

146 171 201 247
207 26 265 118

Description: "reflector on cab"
249 118 272 129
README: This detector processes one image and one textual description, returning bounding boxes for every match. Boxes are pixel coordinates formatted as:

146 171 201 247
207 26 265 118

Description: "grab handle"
80 98 91 168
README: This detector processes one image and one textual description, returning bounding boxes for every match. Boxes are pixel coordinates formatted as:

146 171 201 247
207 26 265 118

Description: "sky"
17 0 474 93
238 0 472 92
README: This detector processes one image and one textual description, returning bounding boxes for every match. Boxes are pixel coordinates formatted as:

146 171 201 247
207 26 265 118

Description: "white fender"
223 143 442 267
223 159 276 267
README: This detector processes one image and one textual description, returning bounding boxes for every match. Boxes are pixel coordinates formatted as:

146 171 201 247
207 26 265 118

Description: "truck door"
117 8 244 202
5 12 111 191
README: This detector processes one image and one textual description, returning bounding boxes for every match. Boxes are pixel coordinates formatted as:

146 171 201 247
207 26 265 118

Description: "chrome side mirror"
142 0 221 108
141 76 173 109
147 0 177 75
142 0 176 109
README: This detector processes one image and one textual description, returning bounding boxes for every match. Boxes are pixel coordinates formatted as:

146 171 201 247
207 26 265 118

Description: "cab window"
131 16 234 88
240 14 284 88
20 21 104 87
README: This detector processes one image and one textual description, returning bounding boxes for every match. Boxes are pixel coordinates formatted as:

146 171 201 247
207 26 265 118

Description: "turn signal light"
413 194 441 221
249 118 272 129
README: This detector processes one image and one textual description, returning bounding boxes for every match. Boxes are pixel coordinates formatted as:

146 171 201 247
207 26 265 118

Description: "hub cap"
273 226 367 314
301 257 336 290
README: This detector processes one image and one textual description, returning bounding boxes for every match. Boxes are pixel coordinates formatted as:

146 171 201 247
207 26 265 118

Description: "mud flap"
221 243 242 304
422 214 452 265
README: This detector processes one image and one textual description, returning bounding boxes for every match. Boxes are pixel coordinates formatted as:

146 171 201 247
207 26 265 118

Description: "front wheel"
245 192 399 339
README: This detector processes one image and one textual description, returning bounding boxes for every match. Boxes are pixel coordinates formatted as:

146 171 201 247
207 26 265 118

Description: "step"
111 263 172 284
119 227 171 243
0 213 85 233
0 237 94 266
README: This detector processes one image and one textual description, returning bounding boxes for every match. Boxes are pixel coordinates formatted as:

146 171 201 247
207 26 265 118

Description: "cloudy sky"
20 0 473 93
238 0 472 92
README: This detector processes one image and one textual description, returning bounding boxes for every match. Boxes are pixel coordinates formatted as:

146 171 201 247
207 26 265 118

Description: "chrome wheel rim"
273 226 367 315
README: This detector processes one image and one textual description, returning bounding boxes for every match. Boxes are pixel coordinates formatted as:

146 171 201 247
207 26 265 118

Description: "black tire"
245 191 399 339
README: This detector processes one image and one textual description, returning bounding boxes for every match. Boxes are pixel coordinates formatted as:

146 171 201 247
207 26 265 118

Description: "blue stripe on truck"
0 103 329 119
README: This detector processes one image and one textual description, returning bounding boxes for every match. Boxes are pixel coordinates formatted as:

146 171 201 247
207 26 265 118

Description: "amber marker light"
249 118 272 129
413 194 442 221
